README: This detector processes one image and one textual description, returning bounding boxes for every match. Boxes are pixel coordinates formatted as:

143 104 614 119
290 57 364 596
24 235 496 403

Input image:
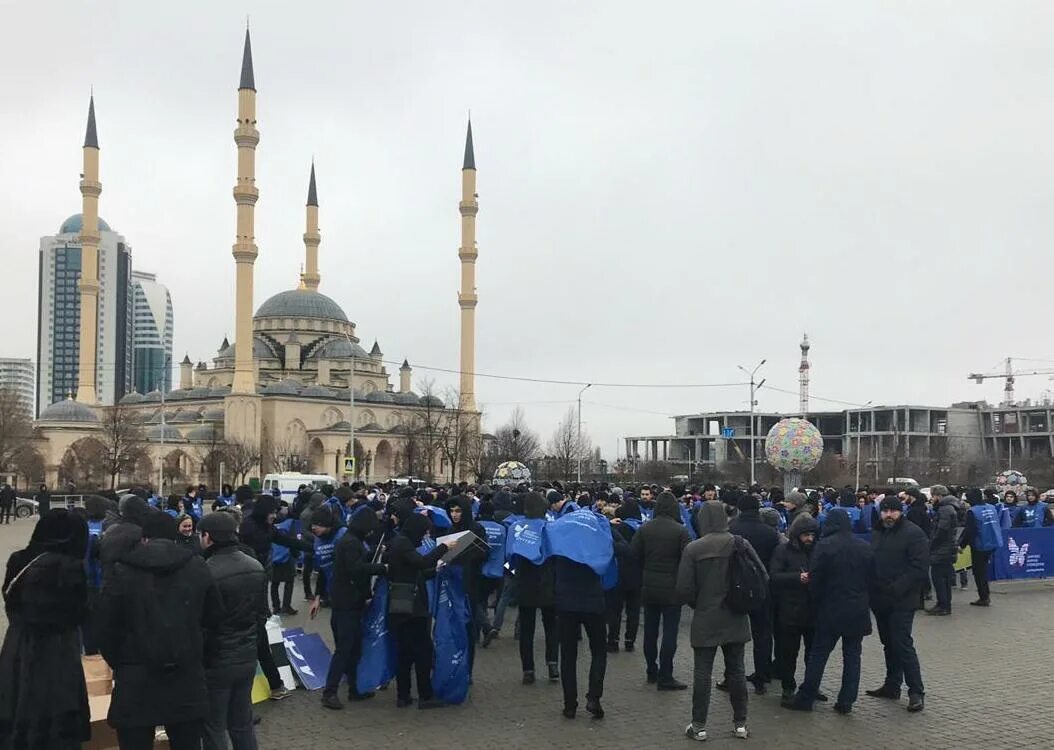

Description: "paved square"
0 518 1048 748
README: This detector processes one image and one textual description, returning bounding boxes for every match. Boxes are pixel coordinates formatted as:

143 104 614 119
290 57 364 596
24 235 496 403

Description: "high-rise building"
131 271 173 395
36 212 133 415
0 358 35 415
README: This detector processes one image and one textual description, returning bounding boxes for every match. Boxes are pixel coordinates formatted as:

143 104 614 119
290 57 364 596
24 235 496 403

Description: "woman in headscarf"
0 509 91 749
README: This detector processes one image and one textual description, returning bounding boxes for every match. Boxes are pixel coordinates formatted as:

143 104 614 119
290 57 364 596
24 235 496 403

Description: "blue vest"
1016 503 1046 529
185 496 203 520
272 518 297 565
313 526 348 587
970 504 1003 552
478 520 507 579
507 517 546 567
215 494 234 508
996 503 1012 530
86 519 103 588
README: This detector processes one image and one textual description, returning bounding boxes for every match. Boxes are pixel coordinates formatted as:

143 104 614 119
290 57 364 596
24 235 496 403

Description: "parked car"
15 497 37 518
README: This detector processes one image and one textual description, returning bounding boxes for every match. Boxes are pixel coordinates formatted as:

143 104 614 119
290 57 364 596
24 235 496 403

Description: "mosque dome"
120 391 145 405
255 289 348 323
146 424 184 441
37 397 100 423
59 214 112 234
363 390 394 404
308 338 370 361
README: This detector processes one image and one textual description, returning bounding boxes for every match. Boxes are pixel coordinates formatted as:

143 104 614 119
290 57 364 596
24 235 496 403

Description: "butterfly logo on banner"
1008 537 1030 567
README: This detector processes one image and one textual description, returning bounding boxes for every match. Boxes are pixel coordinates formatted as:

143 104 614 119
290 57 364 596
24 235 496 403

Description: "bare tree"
192 423 226 488
59 438 107 490
493 406 541 463
546 406 592 481
11 448 45 488
224 437 261 485
0 388 34 477
411 378 447 481
264 434 309 474
436 386 479 483
97 405 148 489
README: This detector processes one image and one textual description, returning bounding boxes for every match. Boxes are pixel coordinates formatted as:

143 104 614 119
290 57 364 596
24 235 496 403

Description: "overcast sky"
3 1 1052 458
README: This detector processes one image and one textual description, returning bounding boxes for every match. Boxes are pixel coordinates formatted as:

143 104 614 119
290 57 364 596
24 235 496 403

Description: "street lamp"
855 401 873 491
577 384 592 484
737 360 766 486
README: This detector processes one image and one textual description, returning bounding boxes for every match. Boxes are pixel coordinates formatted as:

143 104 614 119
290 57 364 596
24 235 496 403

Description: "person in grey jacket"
926 485 958 616
676 500 763 742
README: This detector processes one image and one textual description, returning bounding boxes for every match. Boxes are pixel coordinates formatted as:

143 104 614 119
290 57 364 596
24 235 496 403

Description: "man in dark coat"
321 507 388 710
199 512 266 749
769 513 820 701
927 485 958 616
607 500 643 652
553 555 608 720
516 492 558 684
867 496 929 712
784 509 873 714
729 493 780 693
97 512 223 748
631 491 690 689
98 495 151 585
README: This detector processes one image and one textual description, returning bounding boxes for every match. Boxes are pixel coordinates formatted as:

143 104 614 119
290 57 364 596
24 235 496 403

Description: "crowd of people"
0 476 1048 747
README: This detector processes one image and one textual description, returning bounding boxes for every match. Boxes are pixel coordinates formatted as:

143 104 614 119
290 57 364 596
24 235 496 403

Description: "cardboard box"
82 655 112 697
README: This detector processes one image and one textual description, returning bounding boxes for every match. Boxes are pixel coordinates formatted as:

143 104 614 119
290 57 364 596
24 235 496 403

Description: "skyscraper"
0 358 35 415
131 270 173 395
37 212 133 415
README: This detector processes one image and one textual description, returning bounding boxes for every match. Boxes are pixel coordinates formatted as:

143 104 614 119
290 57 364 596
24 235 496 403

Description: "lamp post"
737 360 766 486
854 401 873 491
577 383 592 483
157 356 170 495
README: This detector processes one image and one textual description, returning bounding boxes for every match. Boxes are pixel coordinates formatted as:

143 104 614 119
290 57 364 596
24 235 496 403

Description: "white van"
261 473 338 502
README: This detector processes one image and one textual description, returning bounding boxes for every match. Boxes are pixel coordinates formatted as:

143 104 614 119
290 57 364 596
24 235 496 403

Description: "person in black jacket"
607 500 643 653
516 491 558 684
382 513 451 709
34 483 51 517
199 512 266 749
769 513 820 701
728 493 780 694
97 512 223 749
98 495 150 585
0 483 14 524
553 555 608 720
444 494 489 676
238 496 310 571
867 496 929 712
784 509 873 714
631 491 690 690
320 507 388 710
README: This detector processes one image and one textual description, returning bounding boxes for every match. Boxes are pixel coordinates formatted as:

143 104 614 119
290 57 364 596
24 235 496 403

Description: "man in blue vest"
958 487 1002 607
309 507 348 618
1013 489 1049 528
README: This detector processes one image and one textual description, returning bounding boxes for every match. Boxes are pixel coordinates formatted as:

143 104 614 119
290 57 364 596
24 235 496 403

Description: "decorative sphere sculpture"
493 460 532 487
994 469 1028 494
765 418 824 473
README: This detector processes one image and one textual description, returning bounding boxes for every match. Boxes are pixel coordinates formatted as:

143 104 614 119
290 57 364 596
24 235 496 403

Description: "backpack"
724 535 768 615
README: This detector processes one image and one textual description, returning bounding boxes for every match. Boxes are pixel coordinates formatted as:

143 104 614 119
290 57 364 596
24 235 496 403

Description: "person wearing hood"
0 509 91 749
769 513 820 702
301 492 328 601
319 506 389 710
632 491 691 690
238 495 312 572
676 501 759 741
927 485 959 616
729 493 780 694
607 499 643 653
382 513 452 709
97 512 223 748
211 483 236 511
515 492 558 684
444 494 490 674
958 487 1001 607
867 496 929 712
198 512 266 749
99 495 151 586
779 491 808 528
784 508 873 715
1013 488 1049 528
547 489 579 519
175 513 203 556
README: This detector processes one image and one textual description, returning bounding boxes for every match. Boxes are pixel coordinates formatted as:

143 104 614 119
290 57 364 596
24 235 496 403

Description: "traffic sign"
343 457 356 474
721 427 735 439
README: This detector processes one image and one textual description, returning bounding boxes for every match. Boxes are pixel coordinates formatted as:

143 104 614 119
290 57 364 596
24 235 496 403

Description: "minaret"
301 162 321 290
458 119 478 411
799 333 810 416
76 94 101 405
231 27 259 394
400 359 412 394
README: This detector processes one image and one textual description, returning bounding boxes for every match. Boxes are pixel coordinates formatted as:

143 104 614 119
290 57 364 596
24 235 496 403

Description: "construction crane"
968 357 1054 406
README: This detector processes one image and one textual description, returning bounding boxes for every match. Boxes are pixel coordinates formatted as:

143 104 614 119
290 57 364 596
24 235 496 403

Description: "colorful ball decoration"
994 469 1028 494
493 460 532 487
764 417 824 473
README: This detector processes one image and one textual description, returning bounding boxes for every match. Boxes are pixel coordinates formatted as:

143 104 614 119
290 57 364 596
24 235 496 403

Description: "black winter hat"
142 511 178 541
198 512 238 542
309 507 336 529
235 485 255 503
738 494 760 514
879 496 902 512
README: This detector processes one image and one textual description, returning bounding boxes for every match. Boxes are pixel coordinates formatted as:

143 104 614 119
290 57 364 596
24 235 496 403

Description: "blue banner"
993 528 1053 580
282 631 331 691
356 580 397 694
478 520 507 579
507 518 546 566
431 566 470 704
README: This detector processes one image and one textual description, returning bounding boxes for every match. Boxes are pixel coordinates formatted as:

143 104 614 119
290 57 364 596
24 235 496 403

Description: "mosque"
31 29 482 488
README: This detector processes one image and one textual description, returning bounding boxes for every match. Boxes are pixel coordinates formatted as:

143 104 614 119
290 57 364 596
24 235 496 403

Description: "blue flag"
478 520 507 579
416 505 452 530
601 557 619 591
507 517 547 566
542 509 614 576
417 537 438 609
356 579 397 694
431 566 470 704
680 506 698 540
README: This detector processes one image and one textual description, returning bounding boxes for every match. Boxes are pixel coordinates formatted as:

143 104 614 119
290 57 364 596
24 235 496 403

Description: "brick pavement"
0 518 1050 748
